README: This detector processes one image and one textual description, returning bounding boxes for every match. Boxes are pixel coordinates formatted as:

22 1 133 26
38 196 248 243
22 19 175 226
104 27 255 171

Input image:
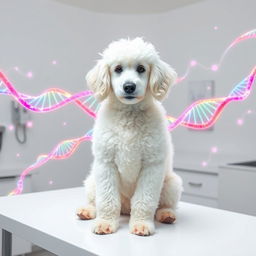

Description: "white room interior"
0 0 255 255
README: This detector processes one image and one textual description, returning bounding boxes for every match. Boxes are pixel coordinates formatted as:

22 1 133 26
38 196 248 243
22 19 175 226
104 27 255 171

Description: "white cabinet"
218 166 256 216
0 175 32 255
175 163 256 216
174 168 219 208
181 194 218 208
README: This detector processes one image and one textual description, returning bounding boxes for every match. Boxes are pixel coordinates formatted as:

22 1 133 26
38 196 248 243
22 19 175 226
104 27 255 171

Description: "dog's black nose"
123 82 136 94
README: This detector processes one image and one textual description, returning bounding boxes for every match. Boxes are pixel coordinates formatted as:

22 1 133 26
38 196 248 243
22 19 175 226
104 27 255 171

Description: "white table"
0 187 256 256
0 166 32 255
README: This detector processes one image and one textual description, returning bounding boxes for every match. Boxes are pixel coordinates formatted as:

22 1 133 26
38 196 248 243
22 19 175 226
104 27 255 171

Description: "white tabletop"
0 187 256 256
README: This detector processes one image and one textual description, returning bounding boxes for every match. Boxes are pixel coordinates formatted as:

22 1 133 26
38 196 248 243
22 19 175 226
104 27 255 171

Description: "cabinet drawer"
181 193 218 208
175 169 218 198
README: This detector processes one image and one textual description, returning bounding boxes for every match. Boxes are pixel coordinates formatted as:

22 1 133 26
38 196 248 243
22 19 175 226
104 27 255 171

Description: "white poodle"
77 38 183 236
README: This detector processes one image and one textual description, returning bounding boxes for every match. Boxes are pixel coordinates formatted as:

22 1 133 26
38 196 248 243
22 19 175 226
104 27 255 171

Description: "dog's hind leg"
156 172 183 224
76 173 96 220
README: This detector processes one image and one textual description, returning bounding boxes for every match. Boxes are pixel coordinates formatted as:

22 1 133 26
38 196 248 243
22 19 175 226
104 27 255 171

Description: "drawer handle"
188 182 203 187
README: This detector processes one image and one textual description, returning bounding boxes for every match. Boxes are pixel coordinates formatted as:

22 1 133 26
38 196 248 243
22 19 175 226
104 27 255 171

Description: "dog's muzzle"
123 82 136 94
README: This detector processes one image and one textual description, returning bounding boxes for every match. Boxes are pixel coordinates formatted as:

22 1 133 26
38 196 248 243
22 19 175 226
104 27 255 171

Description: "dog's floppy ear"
86 59 111 102
149 59 177 101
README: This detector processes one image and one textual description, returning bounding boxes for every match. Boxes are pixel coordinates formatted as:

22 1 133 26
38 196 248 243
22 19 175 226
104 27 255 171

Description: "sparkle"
247 109 252 114
27 71 33 78
211 64 219 71
49 180 53 185
190 60 197 67
211 146 218 153
14 66 19 71
8 124 14 131
214 26 218 30
26 121 33 128
201 161 208 167
16 153 20 157
63 122 67 126
237 118 244 126
52 60 57 65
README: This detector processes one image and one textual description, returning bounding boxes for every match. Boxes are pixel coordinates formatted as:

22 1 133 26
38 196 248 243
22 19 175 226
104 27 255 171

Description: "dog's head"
86 38 177 104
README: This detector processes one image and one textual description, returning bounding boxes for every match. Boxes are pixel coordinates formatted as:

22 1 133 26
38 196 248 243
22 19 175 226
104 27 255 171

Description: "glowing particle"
8 124 14 131
16 153 20 157
211 146 218 153
52 60 57 65
214 26 218 30
211 64 219 71
26 121 33 128
63 122 67 126
190 60 197 67
14 66 19 71
247 109 252 114
49 180 53 185
201 161 208 167
237 118 244 126
27 72 33 78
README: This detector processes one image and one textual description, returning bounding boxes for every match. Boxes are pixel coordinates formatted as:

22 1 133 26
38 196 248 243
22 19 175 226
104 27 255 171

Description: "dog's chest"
114 126 142 183
112 113 147 184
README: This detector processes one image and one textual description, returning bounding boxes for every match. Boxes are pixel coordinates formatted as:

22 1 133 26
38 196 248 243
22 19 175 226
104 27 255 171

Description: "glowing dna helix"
0 73 97 118
177 29 256 83
220 29 256 64
0 28 255 195
167 66 256 130
9 129 93 195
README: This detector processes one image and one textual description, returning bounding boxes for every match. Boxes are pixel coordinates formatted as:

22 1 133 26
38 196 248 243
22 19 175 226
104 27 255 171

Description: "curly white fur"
77 38 183 236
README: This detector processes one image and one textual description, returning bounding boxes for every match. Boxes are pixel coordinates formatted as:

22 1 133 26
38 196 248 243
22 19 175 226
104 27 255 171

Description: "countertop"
0 187 256 256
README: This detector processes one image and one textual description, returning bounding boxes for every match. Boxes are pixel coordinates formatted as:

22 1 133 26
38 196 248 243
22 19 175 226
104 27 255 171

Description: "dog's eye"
114 65 123 74
137 65 145 74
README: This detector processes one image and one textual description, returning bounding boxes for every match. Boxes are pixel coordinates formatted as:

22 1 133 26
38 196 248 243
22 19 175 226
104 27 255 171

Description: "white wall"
164 0 256 160
0 0 255 192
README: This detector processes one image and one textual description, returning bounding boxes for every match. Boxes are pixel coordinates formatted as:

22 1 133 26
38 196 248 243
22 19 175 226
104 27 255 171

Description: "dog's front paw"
76 205 96 220
156 208 176 224
129 220 155 236
92 218 119 235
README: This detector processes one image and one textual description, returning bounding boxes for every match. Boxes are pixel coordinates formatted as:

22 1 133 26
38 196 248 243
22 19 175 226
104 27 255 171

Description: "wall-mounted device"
11 101 31 144
0 125 5 151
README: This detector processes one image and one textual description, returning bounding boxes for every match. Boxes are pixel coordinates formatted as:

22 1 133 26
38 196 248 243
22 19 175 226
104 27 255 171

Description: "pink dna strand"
0 73 97 118
0 28 255 195
8 129 93 195
177 29 256 83
167 66 256 130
